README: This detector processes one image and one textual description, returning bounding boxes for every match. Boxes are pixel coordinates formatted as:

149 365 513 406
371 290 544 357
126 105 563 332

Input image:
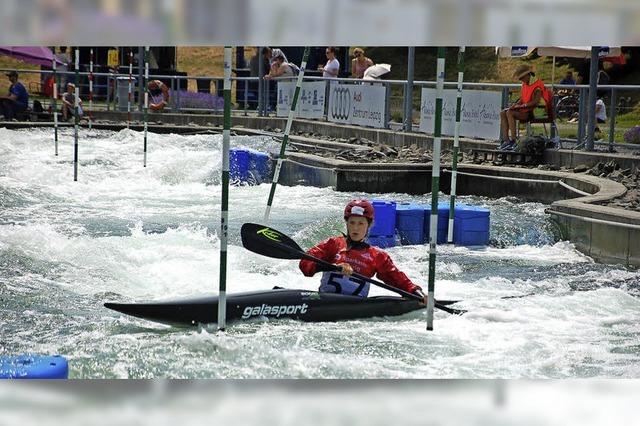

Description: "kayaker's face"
346 216 369 242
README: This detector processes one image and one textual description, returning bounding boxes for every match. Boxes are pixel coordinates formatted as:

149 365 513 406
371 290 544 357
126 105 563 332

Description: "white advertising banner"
276 81 326 119
327 83 387 128
419 88 501 140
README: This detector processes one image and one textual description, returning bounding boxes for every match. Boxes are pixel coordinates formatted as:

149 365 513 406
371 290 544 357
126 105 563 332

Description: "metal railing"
2 66 639 150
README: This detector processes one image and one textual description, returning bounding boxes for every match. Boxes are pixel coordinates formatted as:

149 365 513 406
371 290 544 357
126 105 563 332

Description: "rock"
349 137 358 143
573 164 589 173
537 164 551 170
549 164 560 171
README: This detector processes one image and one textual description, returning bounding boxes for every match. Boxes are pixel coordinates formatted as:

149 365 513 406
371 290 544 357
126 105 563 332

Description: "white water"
1 127 639 378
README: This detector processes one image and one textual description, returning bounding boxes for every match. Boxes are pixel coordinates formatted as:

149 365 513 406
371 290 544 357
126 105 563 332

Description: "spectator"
559 71 576 85
351 47 374 79
61 82 83 121
55 46 71 88
595 97 607 124
0 71 29 121
498 64 549 150
262 47 288 76
147 80 170 111
264 53 294 79
319 47 339 78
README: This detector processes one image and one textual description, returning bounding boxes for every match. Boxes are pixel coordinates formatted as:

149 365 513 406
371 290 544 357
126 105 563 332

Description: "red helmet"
343 199 374 221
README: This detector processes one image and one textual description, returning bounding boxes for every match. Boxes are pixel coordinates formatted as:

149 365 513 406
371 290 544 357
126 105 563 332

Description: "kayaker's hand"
337 263 353 276
414 289 427 306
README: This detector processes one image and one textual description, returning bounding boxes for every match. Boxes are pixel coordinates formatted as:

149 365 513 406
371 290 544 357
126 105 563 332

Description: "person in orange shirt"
498 65 546 151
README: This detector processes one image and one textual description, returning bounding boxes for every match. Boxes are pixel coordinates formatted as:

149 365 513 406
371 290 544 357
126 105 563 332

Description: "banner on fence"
419 88 501 140
327 83 386 128
276 81 326 119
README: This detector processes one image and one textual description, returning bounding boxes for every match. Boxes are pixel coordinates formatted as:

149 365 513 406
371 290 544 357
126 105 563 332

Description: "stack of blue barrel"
367 199 490 248
1 354 68 379
230 148 271 185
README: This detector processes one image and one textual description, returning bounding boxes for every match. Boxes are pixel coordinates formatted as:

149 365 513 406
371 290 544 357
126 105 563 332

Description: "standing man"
0 71 29 121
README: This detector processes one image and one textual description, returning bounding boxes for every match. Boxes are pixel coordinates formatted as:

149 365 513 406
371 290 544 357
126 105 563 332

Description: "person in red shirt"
299 199 427 304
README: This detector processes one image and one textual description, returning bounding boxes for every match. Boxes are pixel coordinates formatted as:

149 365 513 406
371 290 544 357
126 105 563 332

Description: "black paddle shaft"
241 223 465 315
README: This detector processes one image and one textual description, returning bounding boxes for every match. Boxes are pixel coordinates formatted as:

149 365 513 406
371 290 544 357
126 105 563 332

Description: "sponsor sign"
419 88 501 140
276 81 326 119
241 303 309 319
327 83 386 128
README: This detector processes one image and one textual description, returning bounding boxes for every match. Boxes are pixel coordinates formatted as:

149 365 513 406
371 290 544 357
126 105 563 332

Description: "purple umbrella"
0 46 63 67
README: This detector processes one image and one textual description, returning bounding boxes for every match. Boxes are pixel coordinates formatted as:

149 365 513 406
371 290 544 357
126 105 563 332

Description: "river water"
1 127 639 378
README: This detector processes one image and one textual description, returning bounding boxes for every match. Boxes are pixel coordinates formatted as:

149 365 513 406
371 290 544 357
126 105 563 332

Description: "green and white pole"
73 48 79 182
447 46 465 244
128 50 133 129
52 57 58 156
218 47 232 331
143 46 149 167
88 48 93 130
264 47 310 222
427 47 446 331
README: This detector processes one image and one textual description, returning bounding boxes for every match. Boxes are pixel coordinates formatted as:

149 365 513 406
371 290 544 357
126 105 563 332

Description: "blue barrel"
0 355 69 379
453 204 490 246
248 150 271 182
369 200 396 237
230 148 250 182
423 203 449 244
396 203 426 245
367 235 396 249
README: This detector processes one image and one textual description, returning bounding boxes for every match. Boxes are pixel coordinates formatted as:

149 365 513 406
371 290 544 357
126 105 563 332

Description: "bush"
176 90 224 111
623 126 640 144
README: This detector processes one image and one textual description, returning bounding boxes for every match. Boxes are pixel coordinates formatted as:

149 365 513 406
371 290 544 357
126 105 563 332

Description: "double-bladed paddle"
240 223 466 315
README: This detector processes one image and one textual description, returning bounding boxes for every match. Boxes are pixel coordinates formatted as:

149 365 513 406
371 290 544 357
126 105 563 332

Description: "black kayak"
104 288 424 326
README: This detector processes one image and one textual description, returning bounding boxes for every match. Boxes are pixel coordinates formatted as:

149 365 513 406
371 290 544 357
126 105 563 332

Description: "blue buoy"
396 203 426 245
369 200 396 237
424 203 450 244
0 355 69 379
230 148 250 182
453 204 490 246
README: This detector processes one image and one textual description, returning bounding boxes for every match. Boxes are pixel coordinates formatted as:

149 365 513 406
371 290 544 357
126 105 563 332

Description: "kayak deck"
104 289 423 326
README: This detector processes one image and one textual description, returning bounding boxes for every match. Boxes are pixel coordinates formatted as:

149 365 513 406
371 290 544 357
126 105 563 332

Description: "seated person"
61 83 83 121
264 53 294 79
147 80 170 111
0 71 29 121
299 199 426 303
559 71 576 86
498 65 550 150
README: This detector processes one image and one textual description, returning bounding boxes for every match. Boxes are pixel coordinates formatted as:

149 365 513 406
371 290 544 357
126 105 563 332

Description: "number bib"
319 272 370 297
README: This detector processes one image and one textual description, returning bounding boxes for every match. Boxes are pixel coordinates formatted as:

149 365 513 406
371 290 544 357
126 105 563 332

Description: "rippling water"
1 127 639 378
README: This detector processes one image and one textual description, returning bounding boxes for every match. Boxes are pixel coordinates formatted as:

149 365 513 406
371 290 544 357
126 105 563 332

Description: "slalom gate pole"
218 47 232 331
89 48 93 130
73 48 80 182
427 47 446 331
128 50 133 129
52 56 58 156
263 47 310 222
143 46 149 167
447 46 465 244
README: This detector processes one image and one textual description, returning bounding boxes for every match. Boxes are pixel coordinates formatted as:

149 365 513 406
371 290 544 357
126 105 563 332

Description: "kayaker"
299 199 427 304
